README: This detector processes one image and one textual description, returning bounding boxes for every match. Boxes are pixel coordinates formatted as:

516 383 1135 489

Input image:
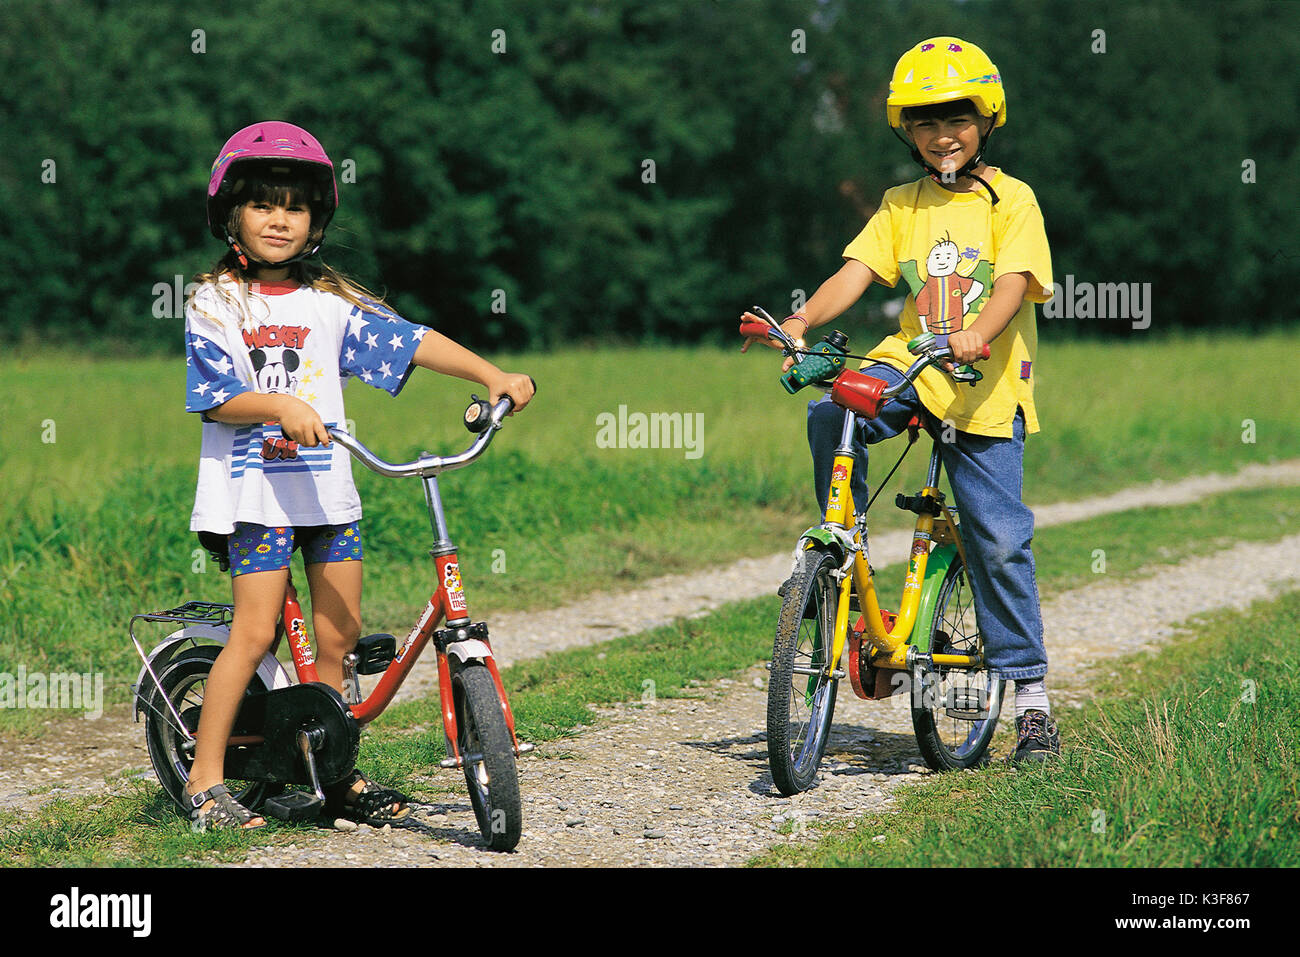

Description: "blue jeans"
806 364 1047 680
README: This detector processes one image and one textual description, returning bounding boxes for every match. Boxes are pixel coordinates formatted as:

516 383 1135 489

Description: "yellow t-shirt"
842 170 1053 437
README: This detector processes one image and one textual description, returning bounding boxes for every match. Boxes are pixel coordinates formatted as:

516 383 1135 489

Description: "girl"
184 121 534 829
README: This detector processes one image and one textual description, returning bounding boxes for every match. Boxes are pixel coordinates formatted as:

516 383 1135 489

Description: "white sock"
1014 679 1050 718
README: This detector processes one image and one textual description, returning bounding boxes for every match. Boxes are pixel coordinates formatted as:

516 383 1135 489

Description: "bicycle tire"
142 645 279 815
910 555 1005 770
766 547 840 795
452 663 522 851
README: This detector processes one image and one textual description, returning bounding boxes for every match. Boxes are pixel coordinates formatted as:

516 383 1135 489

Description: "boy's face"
905 109 990 176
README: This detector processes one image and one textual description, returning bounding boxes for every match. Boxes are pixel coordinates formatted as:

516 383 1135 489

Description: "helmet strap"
224 231 323 274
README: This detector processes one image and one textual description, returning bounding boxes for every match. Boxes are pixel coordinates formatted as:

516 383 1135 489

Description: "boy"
743 37 1058 761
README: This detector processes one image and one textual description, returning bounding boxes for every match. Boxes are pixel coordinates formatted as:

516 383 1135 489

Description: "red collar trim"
248 280 303 296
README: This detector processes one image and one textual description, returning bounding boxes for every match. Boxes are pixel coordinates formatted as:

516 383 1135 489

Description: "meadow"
1 329 1296 715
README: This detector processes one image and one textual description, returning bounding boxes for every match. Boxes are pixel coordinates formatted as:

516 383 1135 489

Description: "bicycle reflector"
831 369 888 419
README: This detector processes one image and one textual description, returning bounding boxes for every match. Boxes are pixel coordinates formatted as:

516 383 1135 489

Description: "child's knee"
315 614 361 651
224 625 278 664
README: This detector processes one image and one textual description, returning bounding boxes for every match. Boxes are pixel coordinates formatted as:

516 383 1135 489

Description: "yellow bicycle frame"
820 448 981 678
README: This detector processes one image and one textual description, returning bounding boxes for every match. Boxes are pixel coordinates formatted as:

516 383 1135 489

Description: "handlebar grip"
979 344 991 360
739 320 772 339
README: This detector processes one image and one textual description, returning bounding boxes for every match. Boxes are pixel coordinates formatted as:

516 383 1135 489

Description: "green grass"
0 772 323 867
3 333 1296 683
750 591 1300 867
3 455 1300 737
4 481 1298 864
3 330 1298 859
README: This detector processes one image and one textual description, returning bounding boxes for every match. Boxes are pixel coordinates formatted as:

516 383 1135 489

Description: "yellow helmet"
886 37 1006 129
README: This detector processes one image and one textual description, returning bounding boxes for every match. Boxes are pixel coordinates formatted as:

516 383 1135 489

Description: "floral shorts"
227 521 363 577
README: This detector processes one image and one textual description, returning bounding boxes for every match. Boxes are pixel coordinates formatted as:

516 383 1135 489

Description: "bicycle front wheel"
766 547 840 795
911 555 1005 770
452 663 522 851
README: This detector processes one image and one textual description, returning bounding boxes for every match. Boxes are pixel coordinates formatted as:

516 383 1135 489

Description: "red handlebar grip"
739 320 772 339
980 344 991 360
831 369 889 420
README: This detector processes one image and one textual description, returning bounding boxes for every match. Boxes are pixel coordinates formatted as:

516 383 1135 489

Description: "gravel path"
2 460 1298 867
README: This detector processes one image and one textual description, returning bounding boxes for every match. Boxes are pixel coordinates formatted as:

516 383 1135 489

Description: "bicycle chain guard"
222 683 360 789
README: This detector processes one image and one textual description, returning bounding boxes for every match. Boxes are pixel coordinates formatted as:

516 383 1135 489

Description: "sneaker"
1012 709 1059 763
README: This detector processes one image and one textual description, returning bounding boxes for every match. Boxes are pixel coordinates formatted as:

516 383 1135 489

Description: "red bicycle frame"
274 407 523 767
278 559 518 766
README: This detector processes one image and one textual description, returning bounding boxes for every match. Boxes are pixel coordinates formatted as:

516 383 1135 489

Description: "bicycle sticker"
444 562 468 613
832 463 848 483
290 616 314 665
394 604 436 663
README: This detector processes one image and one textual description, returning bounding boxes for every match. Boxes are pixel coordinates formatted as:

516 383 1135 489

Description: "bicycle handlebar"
327 394 515 479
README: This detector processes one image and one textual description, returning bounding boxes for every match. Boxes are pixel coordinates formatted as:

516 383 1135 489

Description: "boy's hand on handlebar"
276 395 332 447
739 311 779 353
486 371 535 413
944 329 988 369
739 311 807 355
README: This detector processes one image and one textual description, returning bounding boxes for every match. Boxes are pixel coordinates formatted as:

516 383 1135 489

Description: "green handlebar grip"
780 340 848 394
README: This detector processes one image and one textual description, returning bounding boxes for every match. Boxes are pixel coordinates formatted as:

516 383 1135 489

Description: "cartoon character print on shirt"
242 324 313 461
900 236 991 336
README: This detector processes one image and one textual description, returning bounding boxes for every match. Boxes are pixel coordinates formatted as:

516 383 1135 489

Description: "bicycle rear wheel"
142 645 278 815
911 555 1004 770
452 663 522 851
766 547 840 795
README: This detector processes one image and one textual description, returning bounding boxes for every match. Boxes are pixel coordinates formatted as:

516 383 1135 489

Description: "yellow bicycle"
740 310 1005 795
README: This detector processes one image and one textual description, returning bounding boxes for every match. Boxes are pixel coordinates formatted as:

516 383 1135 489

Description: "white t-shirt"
185 276 426 535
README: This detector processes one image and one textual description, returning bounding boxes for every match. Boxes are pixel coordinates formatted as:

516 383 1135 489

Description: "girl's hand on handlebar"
944 329 988 369
276 395 332 447
486 371 535 413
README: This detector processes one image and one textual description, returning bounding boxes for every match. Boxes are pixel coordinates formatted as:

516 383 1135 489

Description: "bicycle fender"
131 625 292 721
446 639 493 664
797 527 847 562
912 543 958 654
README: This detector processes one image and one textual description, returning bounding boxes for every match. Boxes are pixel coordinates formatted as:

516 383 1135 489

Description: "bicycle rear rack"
129 601 235 738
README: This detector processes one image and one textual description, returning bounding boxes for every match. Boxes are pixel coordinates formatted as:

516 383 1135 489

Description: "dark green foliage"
1 0 1293 350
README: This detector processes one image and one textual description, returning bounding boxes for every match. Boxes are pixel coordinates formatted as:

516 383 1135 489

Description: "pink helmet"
206 121 338 258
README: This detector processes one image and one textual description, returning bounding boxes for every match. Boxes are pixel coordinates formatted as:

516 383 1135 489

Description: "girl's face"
905 111 989 177
237 195 311 265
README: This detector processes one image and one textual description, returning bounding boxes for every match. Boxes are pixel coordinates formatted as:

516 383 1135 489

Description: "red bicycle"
132 393 530 851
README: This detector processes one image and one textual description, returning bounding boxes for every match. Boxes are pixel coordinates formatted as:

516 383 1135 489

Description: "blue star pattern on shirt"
187 333 250 412
340 298 427 396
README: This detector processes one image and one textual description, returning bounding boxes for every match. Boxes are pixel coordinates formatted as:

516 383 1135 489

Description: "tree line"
1 0 1292 352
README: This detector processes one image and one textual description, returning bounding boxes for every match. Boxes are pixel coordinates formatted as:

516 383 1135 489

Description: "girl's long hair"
187 176 387 332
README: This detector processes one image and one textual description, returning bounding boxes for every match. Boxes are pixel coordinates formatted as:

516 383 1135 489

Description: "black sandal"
324 771 412 825
187 783 267 831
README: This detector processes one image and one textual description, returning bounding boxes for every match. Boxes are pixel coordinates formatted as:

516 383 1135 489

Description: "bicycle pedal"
354 633 396 675
264 790 324 822
945 688 990 720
